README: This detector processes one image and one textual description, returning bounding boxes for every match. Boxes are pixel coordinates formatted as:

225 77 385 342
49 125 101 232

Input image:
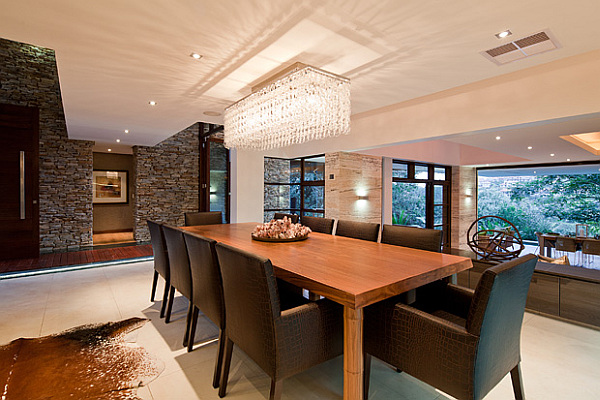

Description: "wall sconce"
357 195 369 200
356 188 368 200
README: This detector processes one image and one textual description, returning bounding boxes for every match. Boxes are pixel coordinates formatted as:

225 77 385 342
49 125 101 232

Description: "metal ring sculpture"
467 215 524 261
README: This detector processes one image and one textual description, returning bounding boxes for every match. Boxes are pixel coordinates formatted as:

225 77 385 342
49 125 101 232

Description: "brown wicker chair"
364 254 538 400
184 211 223 226
301 215 335 234
147 221 171 318
273 212 299 223
215 243 343 399
381 224 442 252
182 232 226 388
335 219 380 242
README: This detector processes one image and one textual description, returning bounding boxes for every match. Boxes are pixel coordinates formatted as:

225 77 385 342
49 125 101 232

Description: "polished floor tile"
0 261 599 399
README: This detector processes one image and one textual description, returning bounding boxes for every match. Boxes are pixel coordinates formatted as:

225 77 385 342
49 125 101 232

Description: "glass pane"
264 158 291 183
304 160 325 181
290 160 301 183
264 184 295 209
209 142 228 222
434 167 446 180
303 211 324 218
415 165 428 180
264 211 275 222
392 162 408 179
434 185 444 204
434 205 443 225
392 182 426 227
304 185 324 210
290 185 300 210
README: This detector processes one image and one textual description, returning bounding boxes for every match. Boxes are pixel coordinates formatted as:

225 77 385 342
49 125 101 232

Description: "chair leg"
363 354 372 400
269 380 283 400
510 363 525 400
213 330 226 388
159 280 170 318
218 337 234 398
183 301 194 347
187 306 199 352
151 270 159 302
164 286 175 323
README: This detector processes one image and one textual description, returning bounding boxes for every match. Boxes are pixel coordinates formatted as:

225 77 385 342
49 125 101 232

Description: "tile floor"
1 261 599 399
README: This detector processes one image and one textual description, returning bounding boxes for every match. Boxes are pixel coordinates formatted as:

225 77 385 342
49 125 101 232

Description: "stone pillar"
451 166 477 250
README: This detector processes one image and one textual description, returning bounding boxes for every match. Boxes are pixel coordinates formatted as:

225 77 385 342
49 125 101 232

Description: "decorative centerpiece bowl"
252 217 312 242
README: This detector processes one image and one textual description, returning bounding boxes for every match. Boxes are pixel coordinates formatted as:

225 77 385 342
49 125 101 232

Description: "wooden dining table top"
181 222 473 309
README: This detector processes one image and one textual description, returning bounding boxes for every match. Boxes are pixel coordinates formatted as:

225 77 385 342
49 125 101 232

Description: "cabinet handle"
20 151 25 220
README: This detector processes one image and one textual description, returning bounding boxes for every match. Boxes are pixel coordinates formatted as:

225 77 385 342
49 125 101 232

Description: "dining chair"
182 231 226 388
363 254 538 400
335 219 380 242
582 239 600 267
162 225 194 346
381 224 442 252
301 215 335 234
184 211 223 226
147 220 171 318
273 212 299 223
214 242 343 400
555 236 578 265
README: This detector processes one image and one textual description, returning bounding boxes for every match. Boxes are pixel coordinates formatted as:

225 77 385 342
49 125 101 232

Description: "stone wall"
0 38 94 252
133 124 199 242
209 141 228 223
325 152 382 223
451 166 477 250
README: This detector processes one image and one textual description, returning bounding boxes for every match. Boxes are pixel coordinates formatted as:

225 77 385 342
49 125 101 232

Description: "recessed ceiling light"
149 101 157 106
495 136 501 140
495 30 512 39
190 53 202 60
108 148 112 152
124 129 129 134
550 153 555 157
116 139 120 143
203 111 222 117
534 171 537 174
567 158 571 161
527 146 532 150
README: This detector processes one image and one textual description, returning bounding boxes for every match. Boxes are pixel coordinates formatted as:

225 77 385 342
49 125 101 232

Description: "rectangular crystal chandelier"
223 63 350 150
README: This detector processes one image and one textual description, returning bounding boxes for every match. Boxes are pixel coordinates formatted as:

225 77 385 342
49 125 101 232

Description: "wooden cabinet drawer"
526 273 559 316
560 278 600 327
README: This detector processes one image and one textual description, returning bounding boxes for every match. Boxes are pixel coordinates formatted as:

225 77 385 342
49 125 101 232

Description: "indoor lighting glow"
527 146 532 150
190 53 202 59
108 149 112 152
567 158 571 161
224 63 350 150
495 30 512 39
550 153 555 157
124 129 129 134
149 101 157 106
116 139 120 143
495 136 501 140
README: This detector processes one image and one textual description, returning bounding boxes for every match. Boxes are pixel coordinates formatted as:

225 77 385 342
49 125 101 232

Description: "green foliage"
392 182 426 227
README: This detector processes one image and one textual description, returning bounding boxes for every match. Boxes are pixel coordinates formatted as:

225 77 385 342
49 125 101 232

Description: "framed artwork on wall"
93 170 128 204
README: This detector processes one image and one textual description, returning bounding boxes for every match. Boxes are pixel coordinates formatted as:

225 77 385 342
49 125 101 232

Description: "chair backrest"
335 220 380 242
381 224 442 252
301 215 335 234
273 212 299 224
215 243 279 377
162 225 192 300
184 211 223 226
466 254 537 399
582 239 600 255
555 237 577 252
147 220 169 279
183 232 225 329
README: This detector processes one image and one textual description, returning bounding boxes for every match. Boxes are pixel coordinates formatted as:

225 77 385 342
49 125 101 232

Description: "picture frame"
575 224 589 238
93 170 128 204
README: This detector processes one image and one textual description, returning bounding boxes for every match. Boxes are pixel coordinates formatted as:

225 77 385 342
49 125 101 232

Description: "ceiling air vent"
482 30 560 65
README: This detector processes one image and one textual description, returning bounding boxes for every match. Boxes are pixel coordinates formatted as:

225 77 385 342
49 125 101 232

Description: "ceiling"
2 0 600 165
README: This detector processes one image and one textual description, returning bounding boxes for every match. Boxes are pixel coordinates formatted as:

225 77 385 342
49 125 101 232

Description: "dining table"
181 222 473 400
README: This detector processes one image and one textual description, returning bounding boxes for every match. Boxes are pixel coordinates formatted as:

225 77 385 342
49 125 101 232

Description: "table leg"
343 306 363 400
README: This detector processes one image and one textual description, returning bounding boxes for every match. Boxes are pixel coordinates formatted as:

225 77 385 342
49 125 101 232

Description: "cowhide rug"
0 317 163 399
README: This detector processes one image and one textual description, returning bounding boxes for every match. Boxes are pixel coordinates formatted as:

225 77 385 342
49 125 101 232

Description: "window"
264 155 325 222
392 161 451 246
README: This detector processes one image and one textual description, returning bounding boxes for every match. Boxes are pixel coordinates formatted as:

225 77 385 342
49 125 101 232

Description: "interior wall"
451 166 477 250
92 152 134 233
230 149 264 223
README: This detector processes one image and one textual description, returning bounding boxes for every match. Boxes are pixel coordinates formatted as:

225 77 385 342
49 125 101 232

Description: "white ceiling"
2 0 600 164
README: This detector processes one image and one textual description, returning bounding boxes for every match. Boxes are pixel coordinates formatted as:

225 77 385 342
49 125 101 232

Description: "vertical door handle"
20 151 25 219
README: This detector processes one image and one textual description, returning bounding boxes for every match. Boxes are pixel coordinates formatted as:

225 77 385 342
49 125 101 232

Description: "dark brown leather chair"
147 220 171 318
364 254 538 400
273 212 299 223
301 215 335 234
162 226 194 346
215 243 343 399
183 232 226 387
381 224 442 252
335 219 380 242
184 211 223 226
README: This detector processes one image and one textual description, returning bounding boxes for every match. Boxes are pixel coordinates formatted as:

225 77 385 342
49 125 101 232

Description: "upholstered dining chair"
184 211 223 226
335 219 380 242
214 243 343 400
381 224 443 252
147 220 170 318
364 254 538 400
301 215 335 234
162 226 194 346
182 232 226 388
273 212 299 223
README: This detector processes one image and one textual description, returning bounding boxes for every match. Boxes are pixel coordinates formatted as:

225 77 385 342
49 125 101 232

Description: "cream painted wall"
230 149 264 223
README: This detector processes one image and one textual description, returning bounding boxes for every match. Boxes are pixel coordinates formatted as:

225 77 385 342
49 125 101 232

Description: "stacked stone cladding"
0 38 94 252
263 158 291 222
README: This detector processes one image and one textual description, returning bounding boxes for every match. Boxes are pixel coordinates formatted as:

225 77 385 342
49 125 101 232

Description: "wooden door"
0 104 39 259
